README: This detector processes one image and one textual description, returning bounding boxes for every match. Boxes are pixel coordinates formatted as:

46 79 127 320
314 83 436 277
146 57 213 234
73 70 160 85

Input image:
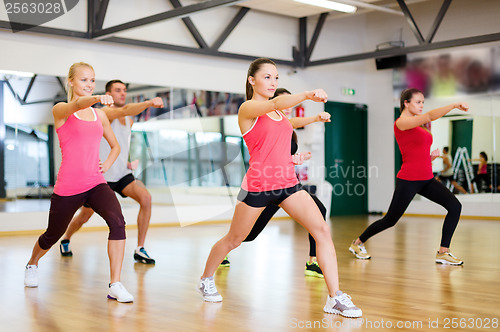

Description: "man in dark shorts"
437 147 467 195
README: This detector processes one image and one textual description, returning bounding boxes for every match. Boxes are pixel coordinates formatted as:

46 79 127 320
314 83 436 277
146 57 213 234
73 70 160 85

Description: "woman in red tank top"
349 88 469 266
198 58 362 318
24 62 134 302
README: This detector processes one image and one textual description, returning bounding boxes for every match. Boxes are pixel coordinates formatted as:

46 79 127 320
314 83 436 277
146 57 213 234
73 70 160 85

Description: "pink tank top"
54 108 106 196
394 121 434 181
479 163 487 174
241 112 299 192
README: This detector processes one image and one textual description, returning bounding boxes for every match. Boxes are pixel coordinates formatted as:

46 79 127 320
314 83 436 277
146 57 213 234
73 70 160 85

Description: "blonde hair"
66 62 94 102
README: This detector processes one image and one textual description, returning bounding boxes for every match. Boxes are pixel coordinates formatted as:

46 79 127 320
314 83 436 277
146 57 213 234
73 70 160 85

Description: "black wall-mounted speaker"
375 55 407 70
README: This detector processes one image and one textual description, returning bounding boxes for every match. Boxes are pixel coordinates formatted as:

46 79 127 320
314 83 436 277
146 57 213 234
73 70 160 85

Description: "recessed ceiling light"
294 0 357 13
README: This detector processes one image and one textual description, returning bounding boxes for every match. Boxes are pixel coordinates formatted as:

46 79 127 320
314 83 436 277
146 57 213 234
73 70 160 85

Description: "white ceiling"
238 0 428 18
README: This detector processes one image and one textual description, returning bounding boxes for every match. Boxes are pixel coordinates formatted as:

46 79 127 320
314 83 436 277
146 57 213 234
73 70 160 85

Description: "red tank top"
394 121 434 181
241 112 299 192
54 109 106 196
479 163 487 174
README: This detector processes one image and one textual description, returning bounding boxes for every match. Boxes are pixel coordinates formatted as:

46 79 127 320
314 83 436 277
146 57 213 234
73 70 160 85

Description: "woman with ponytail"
221 87 331 279
349 88 468 265
24 62 133 303
198 58 362 317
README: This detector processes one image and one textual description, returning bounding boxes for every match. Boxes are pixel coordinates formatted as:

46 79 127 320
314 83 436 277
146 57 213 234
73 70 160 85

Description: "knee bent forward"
107 218 126 241
310 223 331 242
139 192 152 209
224 236 244 251
445 199 462 214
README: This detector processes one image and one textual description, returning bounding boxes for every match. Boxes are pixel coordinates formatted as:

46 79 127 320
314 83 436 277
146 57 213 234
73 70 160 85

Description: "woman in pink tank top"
350 88 469 266
198 58 362 318
470 151 490 193
24 62 134 303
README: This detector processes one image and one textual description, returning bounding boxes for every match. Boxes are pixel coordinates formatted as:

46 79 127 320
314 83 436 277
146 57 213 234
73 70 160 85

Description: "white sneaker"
198 277 223 302
324 290 362 318
24 264 38 288
108 282 134 303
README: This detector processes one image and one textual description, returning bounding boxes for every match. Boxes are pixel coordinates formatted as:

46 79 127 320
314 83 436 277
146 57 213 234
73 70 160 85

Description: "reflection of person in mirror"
24 63 134 302
470 151 490 193
349 88 468 266
436 147 467 194
431 54 457 97
458 60 492 94
198 58 362 318
222 87 332 279
60 79 163 265
405 58 430 95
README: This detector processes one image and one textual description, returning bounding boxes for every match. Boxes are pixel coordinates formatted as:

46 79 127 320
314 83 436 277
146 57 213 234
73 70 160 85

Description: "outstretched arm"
53 95 113 127
396 102 469 131
97 109 120 173
239 90 328 120
291 152 312 165
103 97 164 122
289 112 331 129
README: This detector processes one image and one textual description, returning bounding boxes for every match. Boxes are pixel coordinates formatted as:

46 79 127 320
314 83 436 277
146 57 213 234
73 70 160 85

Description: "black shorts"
439 175 453 182
83 174 135 208
237 184 303 208
108 173 135 198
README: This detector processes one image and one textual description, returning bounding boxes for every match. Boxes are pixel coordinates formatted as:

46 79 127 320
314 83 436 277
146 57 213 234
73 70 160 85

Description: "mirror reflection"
2 70 500 214
428 95 499 199
0 71 247 213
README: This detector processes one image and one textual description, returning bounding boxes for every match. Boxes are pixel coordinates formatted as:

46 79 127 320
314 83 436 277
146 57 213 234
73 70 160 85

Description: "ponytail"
246 58 276 100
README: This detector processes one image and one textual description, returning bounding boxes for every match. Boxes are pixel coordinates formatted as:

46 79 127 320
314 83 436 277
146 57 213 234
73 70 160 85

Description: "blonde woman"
24 62 133 302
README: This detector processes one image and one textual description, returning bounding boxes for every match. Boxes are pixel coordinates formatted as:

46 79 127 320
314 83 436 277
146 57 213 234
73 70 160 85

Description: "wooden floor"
0 215 499 331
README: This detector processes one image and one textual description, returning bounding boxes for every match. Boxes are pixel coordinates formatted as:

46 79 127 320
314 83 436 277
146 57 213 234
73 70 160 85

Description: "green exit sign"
341 88 355 95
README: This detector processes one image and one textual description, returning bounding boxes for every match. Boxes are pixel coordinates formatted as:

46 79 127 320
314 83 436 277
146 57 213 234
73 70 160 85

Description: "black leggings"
359 178 461 248
38 183 126 250
243 192 327 257
472 173 491 191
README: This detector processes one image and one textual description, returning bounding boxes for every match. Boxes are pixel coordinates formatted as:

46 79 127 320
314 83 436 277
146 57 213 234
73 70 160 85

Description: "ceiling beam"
0 20 88 38
92 0 245 38
88 0 96 37
211 7 250 50
95 0 110 31
169 0 208 49
4 78 61 105
22 74 37 103
426 0 452 44
307 32 500 66
102 36 296 66
292 17 307 68
397 0 425 44
56 77 67 94
305 13 328 63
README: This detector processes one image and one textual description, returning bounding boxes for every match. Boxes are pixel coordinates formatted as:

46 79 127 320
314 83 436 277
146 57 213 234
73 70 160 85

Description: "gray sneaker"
323 290 362 317
349 241 371 259
198 276 222 302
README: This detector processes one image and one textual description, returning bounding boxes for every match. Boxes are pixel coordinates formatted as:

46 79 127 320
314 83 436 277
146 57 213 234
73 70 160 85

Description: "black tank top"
290 131 298 155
